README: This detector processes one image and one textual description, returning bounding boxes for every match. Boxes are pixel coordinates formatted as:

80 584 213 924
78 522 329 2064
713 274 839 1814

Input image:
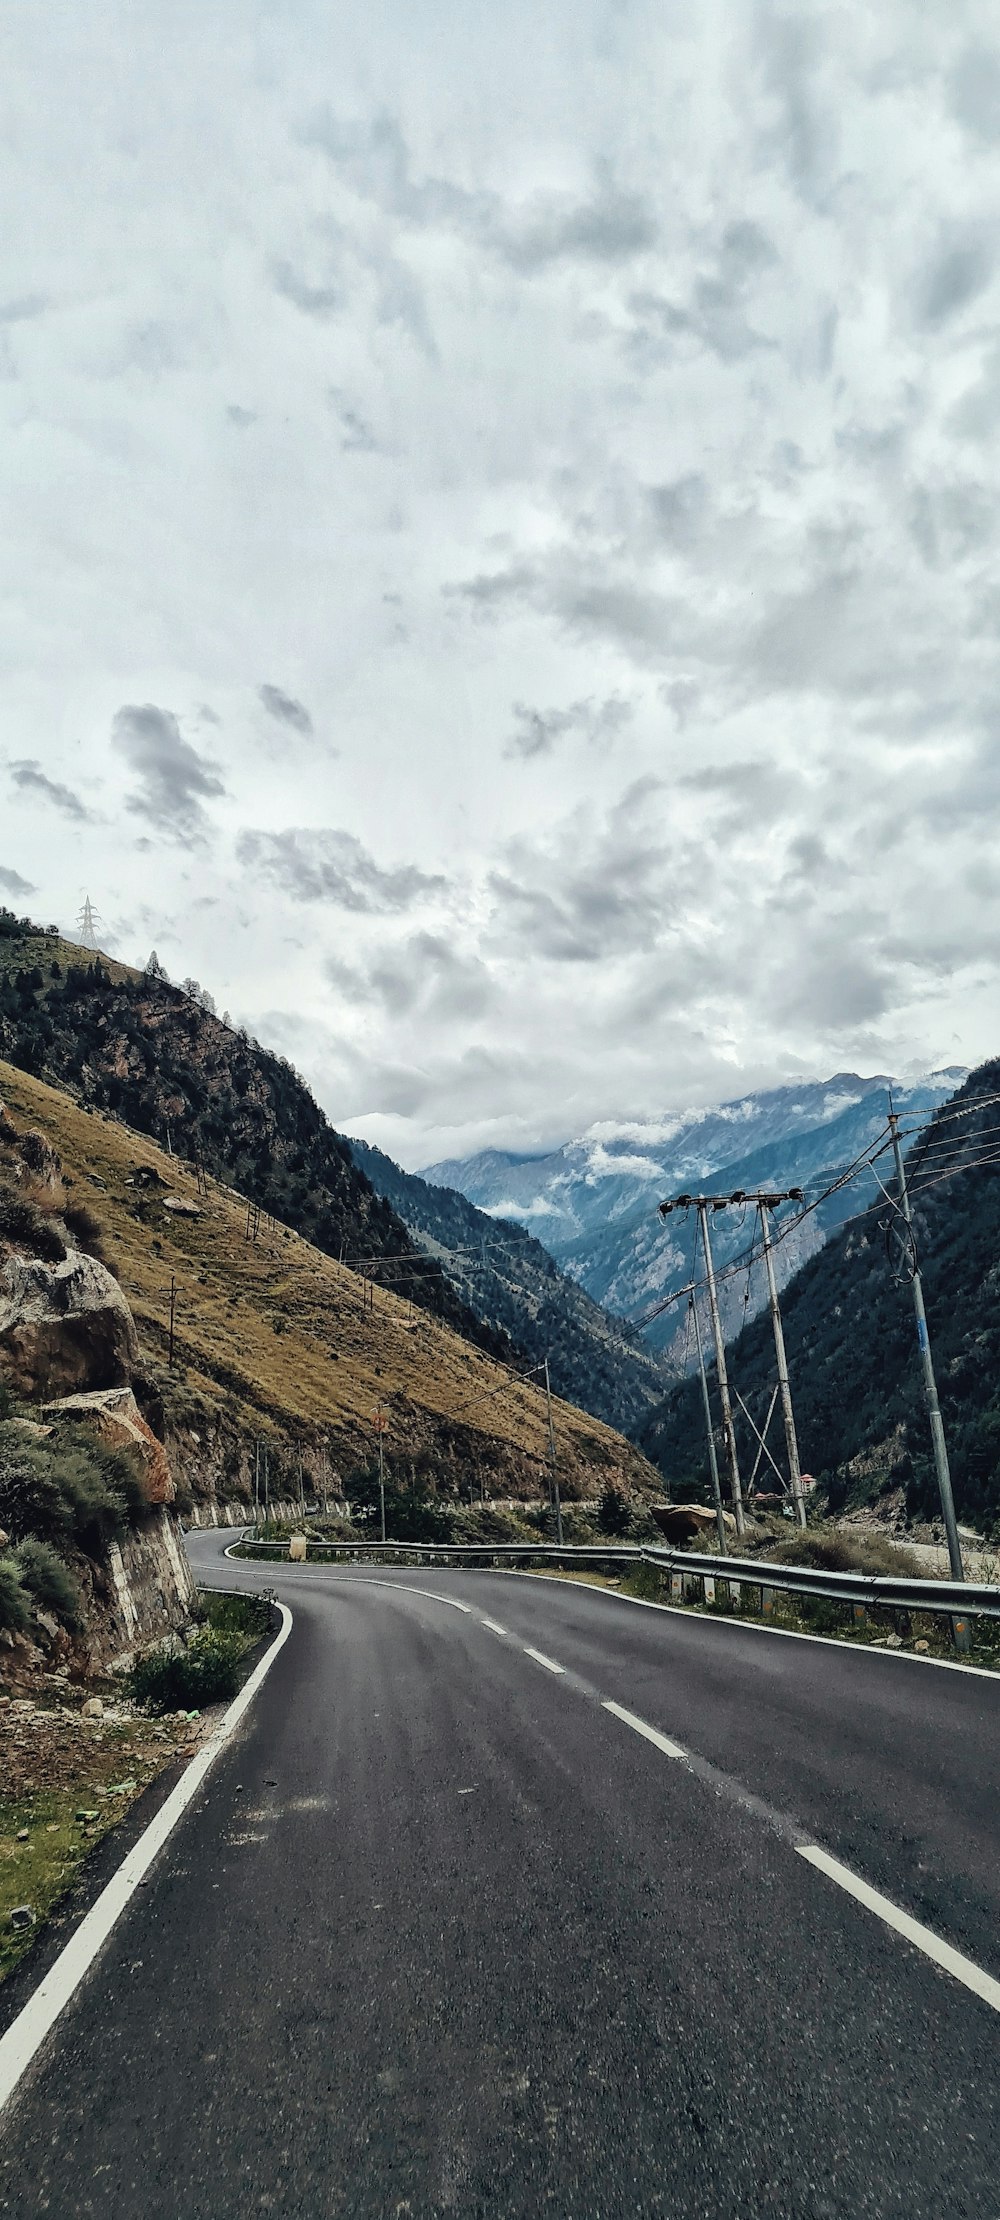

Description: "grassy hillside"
0 1060 659 1510
348 1137 668 1434
638 1060 1000 1535
0 915 510 1364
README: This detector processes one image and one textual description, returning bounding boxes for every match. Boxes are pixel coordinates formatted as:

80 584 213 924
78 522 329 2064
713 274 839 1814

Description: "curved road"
1 1530 999 2217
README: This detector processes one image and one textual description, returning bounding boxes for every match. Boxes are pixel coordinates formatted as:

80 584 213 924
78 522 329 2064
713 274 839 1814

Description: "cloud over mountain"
2 3 1000 1165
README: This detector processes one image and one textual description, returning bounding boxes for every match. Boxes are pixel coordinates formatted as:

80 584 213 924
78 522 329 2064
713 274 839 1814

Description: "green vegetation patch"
128 1590 270 1713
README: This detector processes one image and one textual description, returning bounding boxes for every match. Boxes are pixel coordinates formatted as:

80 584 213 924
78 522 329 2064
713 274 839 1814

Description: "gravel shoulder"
0 1679 214 1985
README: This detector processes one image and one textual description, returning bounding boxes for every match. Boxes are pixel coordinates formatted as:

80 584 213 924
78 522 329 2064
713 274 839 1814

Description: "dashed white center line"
601 1698 687 1759
797 1846 1000 2016
523 1645 566 1676
480 1618 509 1638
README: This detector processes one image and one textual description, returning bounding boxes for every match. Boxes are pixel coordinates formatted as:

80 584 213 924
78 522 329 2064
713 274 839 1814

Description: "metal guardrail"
233 1532 1000 1624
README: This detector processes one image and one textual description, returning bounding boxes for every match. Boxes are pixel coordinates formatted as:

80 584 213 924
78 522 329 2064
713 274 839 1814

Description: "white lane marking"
336 1580 473 1613
601 1698 686 1759
501 1571 1000 1682
798 1845 1000 2016
479 1617 509 1638
523 1645 565 1675
215 1560 476 1617
0 1602 293 2120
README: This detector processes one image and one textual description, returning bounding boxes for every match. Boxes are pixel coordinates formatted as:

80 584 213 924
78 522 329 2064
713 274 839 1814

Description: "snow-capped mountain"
423 1071 966 1357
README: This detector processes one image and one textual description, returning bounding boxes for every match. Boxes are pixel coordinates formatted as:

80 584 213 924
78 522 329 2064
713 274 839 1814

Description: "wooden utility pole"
543 1357 563 1545
372 1411 388 1541
757 1203 807 1528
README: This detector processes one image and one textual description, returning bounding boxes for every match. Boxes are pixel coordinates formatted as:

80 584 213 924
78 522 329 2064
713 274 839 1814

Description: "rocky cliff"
0 1100 195 1680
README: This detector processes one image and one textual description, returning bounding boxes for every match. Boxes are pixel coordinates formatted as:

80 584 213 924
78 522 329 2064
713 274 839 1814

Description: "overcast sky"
3 2 1000 1167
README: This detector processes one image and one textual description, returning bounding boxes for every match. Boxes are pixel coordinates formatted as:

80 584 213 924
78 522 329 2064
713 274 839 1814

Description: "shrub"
0 1422 144 1553
596 1483 633 1537
129 1627 248 1713
62 1201 112 1266
0 1556 31 1633
769 1529 924 1580
12 1536 82 1627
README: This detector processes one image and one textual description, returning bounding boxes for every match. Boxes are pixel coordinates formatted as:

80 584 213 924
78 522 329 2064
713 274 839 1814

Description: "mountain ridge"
346 1136 669 1434
636 1059 1000 1534
423 1070 966 1357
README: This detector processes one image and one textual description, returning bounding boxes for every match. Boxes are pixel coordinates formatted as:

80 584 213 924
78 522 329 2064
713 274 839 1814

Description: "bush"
0 1422 148 1553
62 1201 112 1267
596 1484 633 1537
0 1556 31 1633
129 1627 248 1713
12 1536 82 1627
199 1590 271 1641
768 1529 925 1579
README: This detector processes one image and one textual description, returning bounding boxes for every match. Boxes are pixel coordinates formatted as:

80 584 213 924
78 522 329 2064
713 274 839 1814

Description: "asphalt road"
1 1532 999 2218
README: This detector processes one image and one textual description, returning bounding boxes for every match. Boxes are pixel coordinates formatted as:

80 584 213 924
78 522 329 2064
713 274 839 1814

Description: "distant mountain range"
346 1139 668 1434
636 1060 1000 1534
0 910 667 1440
423 1072 967 1358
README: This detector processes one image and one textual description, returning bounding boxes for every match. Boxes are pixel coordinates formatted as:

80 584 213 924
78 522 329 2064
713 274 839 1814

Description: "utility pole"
372 1411 388 1541
697 1202 745 1536
543 1358 563 1545
298 1457 306 1524
168 1275 177 1369
888 1105 965 1588
758 1203 806 1528
689 1293 727 1553
254 1437 260 1527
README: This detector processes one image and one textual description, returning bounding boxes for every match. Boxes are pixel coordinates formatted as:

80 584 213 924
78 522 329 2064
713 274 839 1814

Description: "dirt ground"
0 1674 214 1983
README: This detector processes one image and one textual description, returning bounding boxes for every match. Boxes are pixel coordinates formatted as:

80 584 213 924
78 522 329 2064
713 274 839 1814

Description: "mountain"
0 1057 659 1518
424 1072 966 1357
637 1061 1000 1534
346 1138 668 1434
0 913 511 1365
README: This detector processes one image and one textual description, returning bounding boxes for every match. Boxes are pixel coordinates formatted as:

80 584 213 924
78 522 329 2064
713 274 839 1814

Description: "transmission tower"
75 895 102 952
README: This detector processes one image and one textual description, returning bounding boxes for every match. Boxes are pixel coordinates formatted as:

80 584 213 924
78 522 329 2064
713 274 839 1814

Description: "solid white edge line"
523 1645 565 1675
601 1698 686 1759
213 1548 999 1681
797 1844 1000 2015
500 1571 1000 1682
0 1600 294 2120
325 1578 472 1613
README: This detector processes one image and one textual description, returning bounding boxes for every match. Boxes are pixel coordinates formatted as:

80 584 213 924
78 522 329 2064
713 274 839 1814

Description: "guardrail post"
703 1574 716 1605
760 1585 774 1617
852 1603 866 1627
952 1614 971 1655
670 1571 683 1602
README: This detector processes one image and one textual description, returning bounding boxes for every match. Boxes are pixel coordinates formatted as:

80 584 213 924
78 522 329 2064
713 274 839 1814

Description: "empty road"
1 1529 998 2218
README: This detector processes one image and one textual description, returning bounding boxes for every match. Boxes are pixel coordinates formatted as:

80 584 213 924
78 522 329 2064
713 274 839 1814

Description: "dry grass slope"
0 1060 658 1504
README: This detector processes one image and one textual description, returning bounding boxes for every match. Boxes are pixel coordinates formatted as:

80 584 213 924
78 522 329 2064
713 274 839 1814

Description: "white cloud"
2 2 1000 1165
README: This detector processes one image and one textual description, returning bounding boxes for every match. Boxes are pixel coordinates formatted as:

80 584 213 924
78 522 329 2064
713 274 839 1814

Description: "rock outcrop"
43 1385 175 1506
0 1247 139 1399
0 1100 195 1675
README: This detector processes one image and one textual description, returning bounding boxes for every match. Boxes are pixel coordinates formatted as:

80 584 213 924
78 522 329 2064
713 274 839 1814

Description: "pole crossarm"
658 1187 805 1215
